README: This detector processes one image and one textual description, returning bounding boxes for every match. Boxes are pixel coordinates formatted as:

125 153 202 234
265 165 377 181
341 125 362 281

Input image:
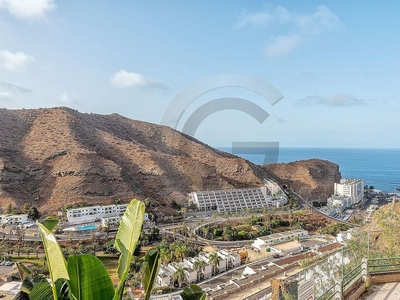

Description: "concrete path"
361 282 400 300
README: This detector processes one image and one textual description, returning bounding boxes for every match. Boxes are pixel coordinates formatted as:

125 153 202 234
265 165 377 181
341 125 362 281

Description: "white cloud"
59 92 80 106
0 0 55 20
0 91 12 101
264 34 302 57
110 70 166 89
0 81 30 92
235 5 343 57
0 50 34 72
235 5 290 29
297 93 366 107
296 6 342 35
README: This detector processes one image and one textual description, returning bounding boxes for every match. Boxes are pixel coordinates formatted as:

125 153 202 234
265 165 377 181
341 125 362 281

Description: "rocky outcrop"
262 159 341 201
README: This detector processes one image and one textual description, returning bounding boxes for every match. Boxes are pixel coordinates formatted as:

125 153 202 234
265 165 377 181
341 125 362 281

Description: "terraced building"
189 179 287 212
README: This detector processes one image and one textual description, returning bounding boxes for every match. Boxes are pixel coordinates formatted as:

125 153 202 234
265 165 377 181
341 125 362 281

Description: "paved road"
0 265 14 276
361 282 400 300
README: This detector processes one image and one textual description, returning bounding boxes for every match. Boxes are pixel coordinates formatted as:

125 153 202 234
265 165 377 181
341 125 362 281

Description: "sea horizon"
217 146 400 194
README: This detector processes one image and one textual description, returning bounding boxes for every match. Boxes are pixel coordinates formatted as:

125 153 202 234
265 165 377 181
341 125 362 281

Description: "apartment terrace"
189 183 287 213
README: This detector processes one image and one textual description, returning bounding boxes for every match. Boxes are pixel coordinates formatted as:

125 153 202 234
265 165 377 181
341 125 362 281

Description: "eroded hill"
262 159 341 201
0 107 341 214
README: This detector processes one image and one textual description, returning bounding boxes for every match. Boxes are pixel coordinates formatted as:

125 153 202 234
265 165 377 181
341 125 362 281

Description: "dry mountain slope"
0 107 266 213
0 107 341 213
262 159 341 201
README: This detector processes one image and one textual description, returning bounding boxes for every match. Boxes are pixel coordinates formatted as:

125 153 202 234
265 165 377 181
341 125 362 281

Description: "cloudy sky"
1 1 400 148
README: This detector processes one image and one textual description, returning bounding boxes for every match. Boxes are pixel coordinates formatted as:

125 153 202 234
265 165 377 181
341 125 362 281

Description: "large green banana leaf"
113 199 145 300
37 221 69 299
28 281 53 300
180 284 207 300
67 254 114 300
40 217 59 231
142 248 161 300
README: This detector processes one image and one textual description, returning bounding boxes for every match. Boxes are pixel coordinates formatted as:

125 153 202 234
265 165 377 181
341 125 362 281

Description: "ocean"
219 147 400 194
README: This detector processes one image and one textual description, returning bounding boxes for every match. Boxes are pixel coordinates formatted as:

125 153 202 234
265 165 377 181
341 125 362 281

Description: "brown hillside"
0 107 341 214
262 159 341 201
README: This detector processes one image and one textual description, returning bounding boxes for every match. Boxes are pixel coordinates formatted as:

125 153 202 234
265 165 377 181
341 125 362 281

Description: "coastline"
218 147 400 194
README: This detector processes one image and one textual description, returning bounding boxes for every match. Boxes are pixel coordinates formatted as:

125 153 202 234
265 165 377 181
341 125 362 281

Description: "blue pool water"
76 225 97 231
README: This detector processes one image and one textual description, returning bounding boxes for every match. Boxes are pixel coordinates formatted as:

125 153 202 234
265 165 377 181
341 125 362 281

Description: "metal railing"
270 257 400 300
368 257 400 273
342 262 364 293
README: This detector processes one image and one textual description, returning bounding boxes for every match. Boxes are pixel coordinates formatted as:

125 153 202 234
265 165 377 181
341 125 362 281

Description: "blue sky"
1 1 400 148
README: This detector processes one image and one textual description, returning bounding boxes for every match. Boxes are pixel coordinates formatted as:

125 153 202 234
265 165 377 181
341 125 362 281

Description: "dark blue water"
219 147 400 193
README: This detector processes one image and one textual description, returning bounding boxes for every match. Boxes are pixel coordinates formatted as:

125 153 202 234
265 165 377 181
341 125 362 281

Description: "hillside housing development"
188 179 287 213
156 249 241 287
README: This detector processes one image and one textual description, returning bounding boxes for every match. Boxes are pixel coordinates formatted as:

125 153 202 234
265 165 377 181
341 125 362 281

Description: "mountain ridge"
0 107 340 214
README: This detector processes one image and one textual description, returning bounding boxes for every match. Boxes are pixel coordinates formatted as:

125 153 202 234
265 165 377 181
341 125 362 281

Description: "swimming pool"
76 225 97 231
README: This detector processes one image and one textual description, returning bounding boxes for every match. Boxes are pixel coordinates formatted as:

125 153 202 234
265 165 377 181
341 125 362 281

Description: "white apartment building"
156 265 174 287
263 179 282 195
184 257 212 281
101 212 150 227
327 194 352 212
101 216 121 227
66 204 128 224
334 179 364 206
251 229 308 252
189 181 287 213
216 249 241 269
198 250 241 275
169 262 197 284
155 262 198 287
0 214 28 225
156 250 241 287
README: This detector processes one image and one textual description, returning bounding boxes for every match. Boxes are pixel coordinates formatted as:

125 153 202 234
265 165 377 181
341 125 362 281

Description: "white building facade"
155 250 241 287
0 214 28 225
327 194 352 212
101 212 150 227
66 204 128 225
334 179 364 206
189 180 287 213
251 229 308 252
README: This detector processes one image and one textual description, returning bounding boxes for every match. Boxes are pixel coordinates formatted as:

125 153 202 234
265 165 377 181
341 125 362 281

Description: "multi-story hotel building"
334 179 364 206
188 180 287 213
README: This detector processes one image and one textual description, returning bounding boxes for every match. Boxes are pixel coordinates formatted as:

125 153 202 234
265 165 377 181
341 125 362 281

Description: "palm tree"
180 222 189 237
25 247 32 259
208 252 222 276
173 265 188 288
174 244 187 262
193 259 206 281
159 247 172 265
1 223 6 240
202 226 209 239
